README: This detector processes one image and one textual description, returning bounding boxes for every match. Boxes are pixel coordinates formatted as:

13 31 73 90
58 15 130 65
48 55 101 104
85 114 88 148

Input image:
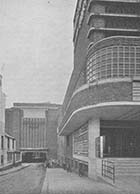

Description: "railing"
102 160 115 184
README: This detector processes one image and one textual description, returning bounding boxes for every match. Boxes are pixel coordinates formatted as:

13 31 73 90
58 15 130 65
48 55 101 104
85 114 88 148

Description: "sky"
0 0 76 107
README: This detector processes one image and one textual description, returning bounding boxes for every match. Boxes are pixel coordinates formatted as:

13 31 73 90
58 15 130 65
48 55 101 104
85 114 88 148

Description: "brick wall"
89 3 105 13
62 5 90 118
60 81 132 130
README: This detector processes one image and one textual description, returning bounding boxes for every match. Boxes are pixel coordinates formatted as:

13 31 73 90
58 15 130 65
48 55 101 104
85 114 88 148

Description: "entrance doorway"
22 152 46 162
101 128 140 157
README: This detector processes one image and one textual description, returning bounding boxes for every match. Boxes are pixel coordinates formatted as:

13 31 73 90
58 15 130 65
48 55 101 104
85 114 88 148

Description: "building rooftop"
13 102 61 109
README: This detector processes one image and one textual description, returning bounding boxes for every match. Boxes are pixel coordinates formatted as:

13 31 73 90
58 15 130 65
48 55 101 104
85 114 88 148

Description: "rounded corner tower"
58 0 140 180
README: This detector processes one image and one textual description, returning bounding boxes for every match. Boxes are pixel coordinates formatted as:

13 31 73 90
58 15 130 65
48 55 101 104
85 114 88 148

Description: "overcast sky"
0 0 76 107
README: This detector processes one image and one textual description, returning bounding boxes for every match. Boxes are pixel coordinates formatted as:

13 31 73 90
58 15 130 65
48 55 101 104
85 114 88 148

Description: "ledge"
87 36 140 56
88 0 140 11
59 80 132 135
87 27 140 38
59 101 140 135
73 154 89 163
87 13 140 25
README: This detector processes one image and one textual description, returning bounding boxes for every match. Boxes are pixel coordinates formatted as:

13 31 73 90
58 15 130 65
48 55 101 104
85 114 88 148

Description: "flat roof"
13 102 61 109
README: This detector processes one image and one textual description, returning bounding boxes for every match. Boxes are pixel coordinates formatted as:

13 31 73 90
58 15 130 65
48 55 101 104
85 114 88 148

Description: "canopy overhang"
59 101 140 135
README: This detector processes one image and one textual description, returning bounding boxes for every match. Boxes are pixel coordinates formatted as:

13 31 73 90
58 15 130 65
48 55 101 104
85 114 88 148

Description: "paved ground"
1 164 140 194
0 163 30 176
41 168 140 194
0 163 46 194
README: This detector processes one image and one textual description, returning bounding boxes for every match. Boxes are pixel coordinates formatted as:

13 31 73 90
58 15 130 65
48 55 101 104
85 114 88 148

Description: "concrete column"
88 119 100 179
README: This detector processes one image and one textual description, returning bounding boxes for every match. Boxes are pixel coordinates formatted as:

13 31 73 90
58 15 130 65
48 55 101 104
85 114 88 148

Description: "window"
7 153 12 163
133 81 140 101
7 137 10 149
12 139 14 149
73 123 88 157
1 136 4 149
1 155 4 165
66 136 70 147
86 46 140 83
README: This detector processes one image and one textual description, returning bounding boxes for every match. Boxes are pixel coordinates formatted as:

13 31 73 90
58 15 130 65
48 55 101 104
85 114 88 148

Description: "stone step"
114 160 140 164
115 166 140 170
116 168 140 172
106 158 140 176
115 172 140 177
116 164 140 167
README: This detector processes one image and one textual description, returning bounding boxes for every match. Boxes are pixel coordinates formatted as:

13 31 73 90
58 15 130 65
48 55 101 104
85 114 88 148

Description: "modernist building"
7 103 61 162
58 0 140 179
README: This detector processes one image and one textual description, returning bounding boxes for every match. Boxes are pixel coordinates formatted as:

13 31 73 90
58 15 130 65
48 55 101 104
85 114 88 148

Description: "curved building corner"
58 0 140 181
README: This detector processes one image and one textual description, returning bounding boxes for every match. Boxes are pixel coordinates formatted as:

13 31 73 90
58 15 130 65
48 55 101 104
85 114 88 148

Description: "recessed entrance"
22 151 46 162
101 121 140 158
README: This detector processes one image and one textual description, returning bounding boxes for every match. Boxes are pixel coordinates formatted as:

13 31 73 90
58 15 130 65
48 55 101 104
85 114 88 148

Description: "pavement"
0 163 45 194
41 168 135 194
0 163 30 176
115 175 140 193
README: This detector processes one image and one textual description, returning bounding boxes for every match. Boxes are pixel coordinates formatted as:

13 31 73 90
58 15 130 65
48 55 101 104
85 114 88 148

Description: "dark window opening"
66 136 70 147
1 136 4 149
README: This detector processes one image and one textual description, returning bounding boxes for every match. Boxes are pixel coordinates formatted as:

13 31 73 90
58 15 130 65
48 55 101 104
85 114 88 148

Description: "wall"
46 108 60 159
0 83 6 167
60 81 132 130
21 118 46 148
88 119 100 179
23 108 46 118
57 135 65 165
5 108 23 150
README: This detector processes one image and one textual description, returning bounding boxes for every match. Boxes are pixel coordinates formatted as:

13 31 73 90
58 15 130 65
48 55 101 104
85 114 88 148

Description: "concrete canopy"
59 101 140 135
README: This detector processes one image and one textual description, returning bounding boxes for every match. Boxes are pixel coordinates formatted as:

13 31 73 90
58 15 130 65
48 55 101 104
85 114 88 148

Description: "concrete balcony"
87 13 140 25
88 0 140 10
87 27 140 39
59 79 135 135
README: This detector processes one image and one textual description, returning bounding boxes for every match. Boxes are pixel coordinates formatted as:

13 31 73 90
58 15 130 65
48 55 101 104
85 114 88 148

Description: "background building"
7 103 61 162
0 75 6 167
58 0 140 180
5 108 23 151
0 75 21 169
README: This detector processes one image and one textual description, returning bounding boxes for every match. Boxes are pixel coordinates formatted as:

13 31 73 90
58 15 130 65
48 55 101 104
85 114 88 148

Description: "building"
0 75 20 169
5 108 23 151
58 0 140 180
4 133 21 169
11 103 61 162
0 75 6 167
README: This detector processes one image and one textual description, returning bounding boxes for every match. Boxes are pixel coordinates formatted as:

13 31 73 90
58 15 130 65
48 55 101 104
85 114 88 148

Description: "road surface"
0 163 46 194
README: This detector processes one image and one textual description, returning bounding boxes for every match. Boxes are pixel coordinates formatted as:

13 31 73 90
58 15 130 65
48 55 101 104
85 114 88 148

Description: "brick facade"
60 81 132 131
58 0 140 178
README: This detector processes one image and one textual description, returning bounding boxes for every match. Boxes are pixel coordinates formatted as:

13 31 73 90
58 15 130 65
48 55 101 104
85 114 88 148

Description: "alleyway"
1 164 140 194
0 163 45 194
41 168 140 194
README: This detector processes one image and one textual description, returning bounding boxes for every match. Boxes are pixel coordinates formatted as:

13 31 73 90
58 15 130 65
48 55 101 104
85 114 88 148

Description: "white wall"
23 108 46 118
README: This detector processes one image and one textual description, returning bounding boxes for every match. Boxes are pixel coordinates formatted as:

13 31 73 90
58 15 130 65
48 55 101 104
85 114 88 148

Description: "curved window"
86 46 140 83
73 123 88 157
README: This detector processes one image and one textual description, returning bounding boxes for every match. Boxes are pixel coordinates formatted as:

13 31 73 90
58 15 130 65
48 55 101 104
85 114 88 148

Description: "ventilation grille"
133 81 140 101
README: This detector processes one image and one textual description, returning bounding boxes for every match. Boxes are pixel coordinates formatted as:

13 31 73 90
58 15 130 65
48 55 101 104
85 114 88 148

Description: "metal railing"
102 159 115 184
